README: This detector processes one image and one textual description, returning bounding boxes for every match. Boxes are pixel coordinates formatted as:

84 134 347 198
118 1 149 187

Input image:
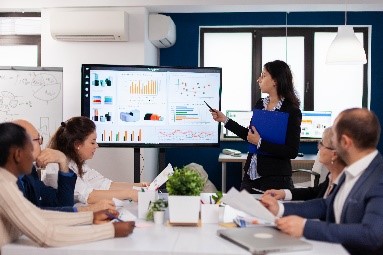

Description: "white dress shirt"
333 150 378 223
277 150 377 219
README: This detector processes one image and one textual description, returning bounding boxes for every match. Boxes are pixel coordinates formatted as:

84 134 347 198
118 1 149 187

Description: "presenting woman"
43 116 143 204
211 60 302 193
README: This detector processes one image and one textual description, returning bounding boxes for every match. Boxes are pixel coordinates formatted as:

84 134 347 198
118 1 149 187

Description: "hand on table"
78 199 116 212
113 221 135 237
93 209 119 224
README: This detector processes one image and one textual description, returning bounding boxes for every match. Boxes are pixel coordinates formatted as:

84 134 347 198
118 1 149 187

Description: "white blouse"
44 161 112 204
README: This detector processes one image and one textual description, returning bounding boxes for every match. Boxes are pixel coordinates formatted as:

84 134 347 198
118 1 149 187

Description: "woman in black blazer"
211 60 302 193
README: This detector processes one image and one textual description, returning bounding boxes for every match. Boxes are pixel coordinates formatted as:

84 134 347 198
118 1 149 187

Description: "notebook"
217 226 312 255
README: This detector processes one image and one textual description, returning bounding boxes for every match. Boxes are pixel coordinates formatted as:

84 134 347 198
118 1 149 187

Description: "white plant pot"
153 211 165 225
168 195 200 224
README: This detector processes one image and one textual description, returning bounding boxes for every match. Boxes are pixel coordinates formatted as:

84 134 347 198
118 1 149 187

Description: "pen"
209 196 212 204
252 188 265 194
204 101 215 112
106 212 123 222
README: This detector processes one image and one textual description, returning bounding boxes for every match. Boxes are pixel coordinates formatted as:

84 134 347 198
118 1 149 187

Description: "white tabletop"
1 202 348 255
2 223 348 255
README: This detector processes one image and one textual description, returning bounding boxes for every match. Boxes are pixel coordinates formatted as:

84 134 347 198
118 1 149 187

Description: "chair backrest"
292 152 329 188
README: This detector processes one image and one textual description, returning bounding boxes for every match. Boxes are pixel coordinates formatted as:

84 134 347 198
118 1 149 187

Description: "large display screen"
81 64 222 147
300 111 332 140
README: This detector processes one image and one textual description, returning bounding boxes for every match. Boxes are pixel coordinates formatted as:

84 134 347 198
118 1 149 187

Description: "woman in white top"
44 116 141 204
0 122 134 248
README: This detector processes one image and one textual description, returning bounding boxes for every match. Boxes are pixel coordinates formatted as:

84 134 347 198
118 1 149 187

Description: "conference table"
1 201 348 255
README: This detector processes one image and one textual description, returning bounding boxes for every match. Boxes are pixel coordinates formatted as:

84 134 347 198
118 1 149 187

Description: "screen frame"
81 64 222 148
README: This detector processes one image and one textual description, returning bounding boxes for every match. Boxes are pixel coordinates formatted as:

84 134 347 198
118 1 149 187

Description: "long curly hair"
49 116 96 177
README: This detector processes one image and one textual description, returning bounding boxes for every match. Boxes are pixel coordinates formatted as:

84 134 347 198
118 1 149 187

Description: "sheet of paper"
222 187 276 223
147 163 174 191
113 197 131 208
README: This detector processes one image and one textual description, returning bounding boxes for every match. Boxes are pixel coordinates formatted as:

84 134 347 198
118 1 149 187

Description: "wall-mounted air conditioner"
149 14 176 48
50 11 129 42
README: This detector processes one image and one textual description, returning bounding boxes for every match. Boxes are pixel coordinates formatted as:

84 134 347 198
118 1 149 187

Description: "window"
200 28 254 115
0 13 41 66
200 27 368 126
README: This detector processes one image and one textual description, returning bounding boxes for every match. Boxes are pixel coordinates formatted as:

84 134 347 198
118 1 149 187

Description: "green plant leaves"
166 167 204 196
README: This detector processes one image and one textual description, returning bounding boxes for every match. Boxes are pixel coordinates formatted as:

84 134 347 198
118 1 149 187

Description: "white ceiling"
1 0 383 13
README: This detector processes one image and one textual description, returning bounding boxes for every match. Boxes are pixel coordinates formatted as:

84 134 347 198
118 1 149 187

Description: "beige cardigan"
0 168 114 248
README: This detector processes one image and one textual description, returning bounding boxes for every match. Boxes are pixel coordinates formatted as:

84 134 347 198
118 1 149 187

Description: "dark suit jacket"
291 174 329 201
284 153 383 255
20 166 77 212
225 98 301 190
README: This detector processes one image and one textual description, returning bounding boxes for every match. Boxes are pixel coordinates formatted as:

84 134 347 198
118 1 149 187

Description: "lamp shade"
326 25 367 65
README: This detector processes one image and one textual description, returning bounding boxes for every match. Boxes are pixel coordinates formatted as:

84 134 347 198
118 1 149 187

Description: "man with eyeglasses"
12 120 115 213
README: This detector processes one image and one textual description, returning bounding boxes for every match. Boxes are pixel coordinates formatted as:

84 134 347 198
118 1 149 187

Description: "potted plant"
166 166 204 224
146 198 168 224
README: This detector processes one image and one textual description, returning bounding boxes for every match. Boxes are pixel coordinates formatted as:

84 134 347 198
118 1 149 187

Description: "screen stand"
134 148 140 183
158 148 166 173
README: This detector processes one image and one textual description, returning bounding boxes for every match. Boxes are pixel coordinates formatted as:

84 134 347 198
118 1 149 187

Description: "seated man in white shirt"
261 108 383 255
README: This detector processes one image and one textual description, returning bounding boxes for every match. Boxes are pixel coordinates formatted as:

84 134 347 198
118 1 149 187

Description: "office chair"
291 152 327 188
292 169 320 188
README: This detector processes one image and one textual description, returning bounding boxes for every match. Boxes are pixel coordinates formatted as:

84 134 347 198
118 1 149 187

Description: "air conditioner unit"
50 11 129 42
149 14 176 48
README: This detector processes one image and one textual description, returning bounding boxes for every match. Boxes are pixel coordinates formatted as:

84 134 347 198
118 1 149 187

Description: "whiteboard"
0 66 63 147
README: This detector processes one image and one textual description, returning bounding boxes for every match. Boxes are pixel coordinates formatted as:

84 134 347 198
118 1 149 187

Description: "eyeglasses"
317 140 333 150
32 134 44 145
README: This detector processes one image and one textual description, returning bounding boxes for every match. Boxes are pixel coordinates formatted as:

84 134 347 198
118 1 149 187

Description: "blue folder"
248 109 289 154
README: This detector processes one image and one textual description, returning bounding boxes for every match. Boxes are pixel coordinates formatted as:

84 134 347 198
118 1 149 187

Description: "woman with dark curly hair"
44 116 144 204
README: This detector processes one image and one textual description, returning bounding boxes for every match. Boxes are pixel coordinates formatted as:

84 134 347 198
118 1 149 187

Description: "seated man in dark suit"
264 127 346 201
14 120 115 212
262 108 383 255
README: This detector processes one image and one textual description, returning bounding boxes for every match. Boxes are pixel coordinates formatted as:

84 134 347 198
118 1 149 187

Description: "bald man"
14 120 116 213
13 119 78 212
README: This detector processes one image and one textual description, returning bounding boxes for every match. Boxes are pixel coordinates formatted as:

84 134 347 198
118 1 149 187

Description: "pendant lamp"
326 1 367 65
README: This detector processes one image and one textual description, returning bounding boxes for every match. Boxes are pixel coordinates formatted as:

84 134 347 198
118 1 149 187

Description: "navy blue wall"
160 12 383 191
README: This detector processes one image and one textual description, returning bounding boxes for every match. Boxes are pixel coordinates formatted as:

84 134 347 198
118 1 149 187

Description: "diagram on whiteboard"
0 67 63 146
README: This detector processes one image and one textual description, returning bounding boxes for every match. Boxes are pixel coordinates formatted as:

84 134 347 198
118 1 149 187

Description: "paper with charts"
222 187 276 224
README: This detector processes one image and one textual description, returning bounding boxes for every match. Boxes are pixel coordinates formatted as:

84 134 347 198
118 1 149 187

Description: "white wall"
41 7 159 182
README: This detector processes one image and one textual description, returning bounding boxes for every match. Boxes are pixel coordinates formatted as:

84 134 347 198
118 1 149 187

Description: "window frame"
200 26 369 111
0 12 41 66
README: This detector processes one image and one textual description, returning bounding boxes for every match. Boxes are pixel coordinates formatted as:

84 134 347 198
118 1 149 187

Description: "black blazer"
291 174 329 201
225 98 302 177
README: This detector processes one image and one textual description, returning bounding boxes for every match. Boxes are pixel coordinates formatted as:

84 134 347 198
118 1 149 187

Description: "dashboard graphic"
81 65 222 147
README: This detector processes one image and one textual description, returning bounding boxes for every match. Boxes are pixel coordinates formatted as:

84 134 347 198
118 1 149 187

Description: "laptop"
217 227 312 255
